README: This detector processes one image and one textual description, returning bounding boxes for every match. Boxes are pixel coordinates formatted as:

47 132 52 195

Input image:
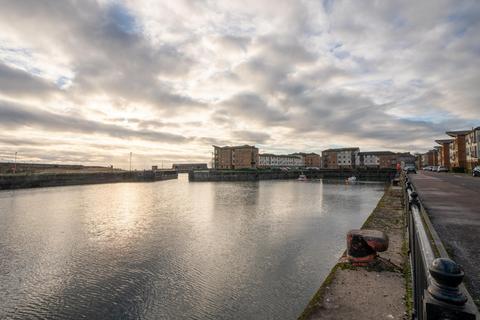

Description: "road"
409 171 480 303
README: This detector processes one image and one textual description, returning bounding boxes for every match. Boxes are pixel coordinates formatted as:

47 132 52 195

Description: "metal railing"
404 176 479 319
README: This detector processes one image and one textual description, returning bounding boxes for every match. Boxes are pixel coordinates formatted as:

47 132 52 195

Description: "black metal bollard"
424 258 477 320
428 258 467 306
410 191 419 207
406 181 412 191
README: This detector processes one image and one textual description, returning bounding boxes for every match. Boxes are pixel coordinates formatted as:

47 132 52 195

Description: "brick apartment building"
396 153 417 168
435 139 453 169
421 149 438 167
446 130 469 170
291 152 321 168
322 149 337 169
355 151 397 169
415 153 423 169
213 145 259 169
466 127 480 171
322 148 359 169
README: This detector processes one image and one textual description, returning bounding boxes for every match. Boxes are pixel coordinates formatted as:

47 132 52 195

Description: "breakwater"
0 170 177 190
189 168 397 182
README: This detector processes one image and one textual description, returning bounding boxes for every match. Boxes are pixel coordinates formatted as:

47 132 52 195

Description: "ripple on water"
0 179 385 319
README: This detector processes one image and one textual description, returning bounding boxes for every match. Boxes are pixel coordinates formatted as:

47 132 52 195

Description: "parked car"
473 166 480 177
431 166 439 172
437 166 448 172
404 165 416 174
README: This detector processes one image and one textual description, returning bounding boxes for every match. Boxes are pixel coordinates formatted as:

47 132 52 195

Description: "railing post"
428 258 467 305
410 191 419 207
404 178 479 320
424 258 476 320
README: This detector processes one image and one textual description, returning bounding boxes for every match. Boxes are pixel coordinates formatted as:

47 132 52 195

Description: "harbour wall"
0 170 178 190
298 185 409 319
188 168 397 182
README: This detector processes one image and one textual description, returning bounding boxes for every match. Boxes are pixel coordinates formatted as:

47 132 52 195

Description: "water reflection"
0 176 384 319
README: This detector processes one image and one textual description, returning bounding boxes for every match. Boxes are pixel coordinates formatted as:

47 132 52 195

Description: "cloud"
0 0 203 113
0 99 190 143
0 0 479 166
232 130 270 144
219 92 288 124
0 62 57 97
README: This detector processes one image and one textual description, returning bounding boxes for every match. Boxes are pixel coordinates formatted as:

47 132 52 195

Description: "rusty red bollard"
346 229 389 266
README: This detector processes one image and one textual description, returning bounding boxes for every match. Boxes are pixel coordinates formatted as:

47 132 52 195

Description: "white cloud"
0 0 478 167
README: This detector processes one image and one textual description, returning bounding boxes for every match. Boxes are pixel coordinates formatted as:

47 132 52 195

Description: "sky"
0 0 479 169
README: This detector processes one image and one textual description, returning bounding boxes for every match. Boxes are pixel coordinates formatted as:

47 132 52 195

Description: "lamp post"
129 152 132 172
13 152 17 174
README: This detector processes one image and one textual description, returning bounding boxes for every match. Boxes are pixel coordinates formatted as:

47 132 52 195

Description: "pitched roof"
290 152 320 156
322 147 360 152
213 145 257 149
259 153 302 158
358 151 395 155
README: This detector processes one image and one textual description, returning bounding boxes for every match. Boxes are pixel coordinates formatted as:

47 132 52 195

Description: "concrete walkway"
299 186 408 320
409 171 480 305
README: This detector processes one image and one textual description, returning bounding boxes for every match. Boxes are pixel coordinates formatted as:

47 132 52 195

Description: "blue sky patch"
107 3 140 35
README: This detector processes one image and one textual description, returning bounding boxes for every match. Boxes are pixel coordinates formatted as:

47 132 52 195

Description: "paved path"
409 171 480 304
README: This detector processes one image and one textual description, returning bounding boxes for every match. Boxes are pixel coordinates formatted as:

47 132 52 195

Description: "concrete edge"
297 186 411 319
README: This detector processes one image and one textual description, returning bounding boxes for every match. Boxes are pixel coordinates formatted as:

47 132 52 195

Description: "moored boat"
298 174 307 181
346 176 357 183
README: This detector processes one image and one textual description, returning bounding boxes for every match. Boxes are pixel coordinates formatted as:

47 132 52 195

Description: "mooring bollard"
346 229 389 266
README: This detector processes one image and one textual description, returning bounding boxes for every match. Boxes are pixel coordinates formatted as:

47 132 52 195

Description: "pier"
0 170 178 190
299 185 408 319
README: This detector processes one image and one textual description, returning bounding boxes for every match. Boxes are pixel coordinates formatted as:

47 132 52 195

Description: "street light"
129 152 132 172
13 152 17 174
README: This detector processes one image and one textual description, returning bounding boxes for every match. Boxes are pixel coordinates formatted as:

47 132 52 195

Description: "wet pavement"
409 171 480 303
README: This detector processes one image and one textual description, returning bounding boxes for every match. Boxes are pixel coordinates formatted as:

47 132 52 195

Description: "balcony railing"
404 176 479 319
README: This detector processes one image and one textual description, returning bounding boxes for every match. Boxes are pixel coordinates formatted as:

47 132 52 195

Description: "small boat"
347 176 357 183
298 174 308 181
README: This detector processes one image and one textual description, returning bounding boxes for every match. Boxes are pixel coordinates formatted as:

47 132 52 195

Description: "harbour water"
0 175 385 319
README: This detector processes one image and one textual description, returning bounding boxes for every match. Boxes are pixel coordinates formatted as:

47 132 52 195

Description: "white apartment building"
337 148 360 168
258 154 304 168
355 151 396 168
356 153 380 167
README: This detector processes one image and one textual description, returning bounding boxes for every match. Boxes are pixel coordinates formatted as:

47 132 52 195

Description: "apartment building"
435 139 453 169
322 149 337 169
213 145 259 169
355 151 397 168
258 154 304 168
466 127 480 171
446 130 469 170
322 148 359 169
396 153 417 168
415 153 423 169
421 149 438 167
291 152 321 168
